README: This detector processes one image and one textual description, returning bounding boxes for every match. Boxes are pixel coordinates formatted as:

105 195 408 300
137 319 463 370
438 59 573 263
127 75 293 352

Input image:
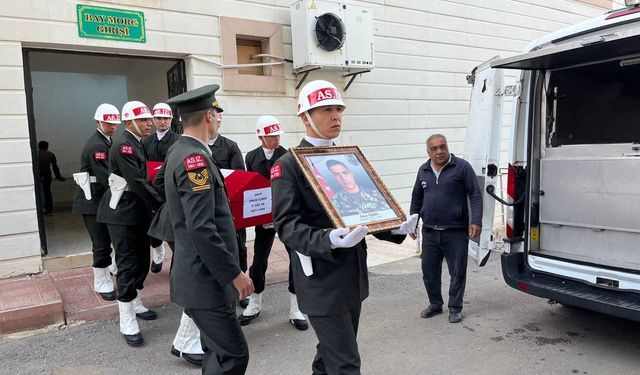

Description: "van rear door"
464 57 504 266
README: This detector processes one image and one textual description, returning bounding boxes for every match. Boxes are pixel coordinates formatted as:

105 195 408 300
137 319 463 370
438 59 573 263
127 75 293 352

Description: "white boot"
242 292 262 317
108 253 118 276
289 292 309 331
172 312 203 354
118 301 140 335
93 267 114 294
133 289 157 320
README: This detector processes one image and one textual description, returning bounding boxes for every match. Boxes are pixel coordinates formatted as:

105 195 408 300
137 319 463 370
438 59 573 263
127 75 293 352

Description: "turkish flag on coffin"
220 169 273 229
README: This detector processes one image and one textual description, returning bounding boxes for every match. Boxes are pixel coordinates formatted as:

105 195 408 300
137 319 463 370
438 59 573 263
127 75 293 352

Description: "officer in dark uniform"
143 102 179 273
207 109 249 307
96 100 163 347
239 115 308 331
272 80 417 375
72 103 120 301
162 85 253 375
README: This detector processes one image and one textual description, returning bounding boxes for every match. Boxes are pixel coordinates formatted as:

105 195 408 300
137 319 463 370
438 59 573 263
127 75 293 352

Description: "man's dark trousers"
107 224 151 301
421 227 469 313
186 303 249 375
308 304 362 375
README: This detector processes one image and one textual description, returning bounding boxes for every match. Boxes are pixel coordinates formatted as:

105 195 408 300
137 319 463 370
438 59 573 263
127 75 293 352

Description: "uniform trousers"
249 225 295 294
186 303 249 375
236 229 247 272
81 215 112 268
107 224 151 302
308 304 362 375
421 227 469 313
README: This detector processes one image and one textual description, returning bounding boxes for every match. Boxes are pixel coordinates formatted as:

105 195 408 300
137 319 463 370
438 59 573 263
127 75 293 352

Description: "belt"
89 176 97 183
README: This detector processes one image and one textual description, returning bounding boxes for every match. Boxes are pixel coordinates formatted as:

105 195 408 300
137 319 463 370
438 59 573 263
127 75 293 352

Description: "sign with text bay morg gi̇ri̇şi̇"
77 4 146 43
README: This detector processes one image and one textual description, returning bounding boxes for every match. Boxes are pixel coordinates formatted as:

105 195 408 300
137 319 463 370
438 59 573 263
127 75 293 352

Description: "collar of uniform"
262 147 276 160
183 134 211 156
96 128 111 143
125 128 142 142
156 128 170 140
303 135 334 147
207 135 219 146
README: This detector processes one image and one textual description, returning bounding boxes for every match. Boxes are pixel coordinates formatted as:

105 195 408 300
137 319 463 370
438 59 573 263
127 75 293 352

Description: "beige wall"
0 0 614 277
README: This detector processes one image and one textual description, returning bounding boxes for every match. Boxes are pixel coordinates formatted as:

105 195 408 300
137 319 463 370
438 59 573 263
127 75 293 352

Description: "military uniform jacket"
272 139 405 316
209 135 245 170
72 130 111 215
244 145 287 179
143 129 179 162
96 130 163 226
162 136 241 308
148 164 174 243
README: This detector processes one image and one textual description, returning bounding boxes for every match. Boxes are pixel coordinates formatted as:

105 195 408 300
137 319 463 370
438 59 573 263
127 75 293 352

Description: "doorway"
23 49 186 264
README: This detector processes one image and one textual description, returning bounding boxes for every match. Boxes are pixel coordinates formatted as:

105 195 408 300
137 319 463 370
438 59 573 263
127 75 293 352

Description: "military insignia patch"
188 168 211 192
270 163 282 180
94 152 107 160
120 144 134 155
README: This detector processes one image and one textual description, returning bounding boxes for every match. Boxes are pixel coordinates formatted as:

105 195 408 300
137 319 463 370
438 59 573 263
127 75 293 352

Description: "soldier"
239 115 308 330
72 104 120 301
325 159 390 217
96 101 163 347
207 110 249 307
143 102 179 273
163 85 253 374
271 80 418 374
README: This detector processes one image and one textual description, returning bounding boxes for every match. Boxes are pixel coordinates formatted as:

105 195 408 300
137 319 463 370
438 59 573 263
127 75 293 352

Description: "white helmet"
256 115 284 137
94 103 121 124
152 103 173 118
296 80 346 115
121 101 153 121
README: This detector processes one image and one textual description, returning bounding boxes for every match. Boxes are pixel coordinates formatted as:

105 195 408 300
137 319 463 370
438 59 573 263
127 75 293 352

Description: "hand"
469 224 481 238
391 213 419 235
329 226 369 249
232 272 254 300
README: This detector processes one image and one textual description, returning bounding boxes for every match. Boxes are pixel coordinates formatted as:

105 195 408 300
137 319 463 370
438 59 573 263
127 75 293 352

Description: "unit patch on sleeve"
184 154 211 192
119 144 134 155
94 151 107 160
270 163 282 181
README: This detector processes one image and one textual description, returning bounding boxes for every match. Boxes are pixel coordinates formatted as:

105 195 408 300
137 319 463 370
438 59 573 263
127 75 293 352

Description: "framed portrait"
290 145 405 233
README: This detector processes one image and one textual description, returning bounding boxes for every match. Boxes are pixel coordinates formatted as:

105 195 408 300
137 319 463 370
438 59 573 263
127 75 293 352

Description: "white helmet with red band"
152 103 173 118
256 115 284 137
296 80 346 115
94 103 121 124
121 101 153 120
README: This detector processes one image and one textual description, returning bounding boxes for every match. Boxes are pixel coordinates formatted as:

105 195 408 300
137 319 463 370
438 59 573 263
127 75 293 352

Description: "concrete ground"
1 253 639 375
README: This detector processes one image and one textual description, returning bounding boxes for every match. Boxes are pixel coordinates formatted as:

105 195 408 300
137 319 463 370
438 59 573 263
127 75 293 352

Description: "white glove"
330 226 369 249
391 213 419 235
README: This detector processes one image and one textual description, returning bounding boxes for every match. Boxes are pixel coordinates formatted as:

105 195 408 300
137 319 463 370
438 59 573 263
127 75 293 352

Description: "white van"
465 2 640 321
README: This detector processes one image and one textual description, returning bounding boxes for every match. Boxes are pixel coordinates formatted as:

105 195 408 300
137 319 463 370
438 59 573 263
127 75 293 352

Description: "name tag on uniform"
120 145 134 155
94 151 107 160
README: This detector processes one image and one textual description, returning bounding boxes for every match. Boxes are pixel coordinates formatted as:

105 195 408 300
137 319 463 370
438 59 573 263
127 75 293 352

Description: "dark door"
167 60 187 134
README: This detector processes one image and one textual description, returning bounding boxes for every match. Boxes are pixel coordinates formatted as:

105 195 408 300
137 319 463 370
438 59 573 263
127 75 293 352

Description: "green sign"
77 4 145 43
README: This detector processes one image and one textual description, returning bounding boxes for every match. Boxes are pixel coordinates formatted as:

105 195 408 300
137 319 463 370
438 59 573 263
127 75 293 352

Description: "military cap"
167 84 224 114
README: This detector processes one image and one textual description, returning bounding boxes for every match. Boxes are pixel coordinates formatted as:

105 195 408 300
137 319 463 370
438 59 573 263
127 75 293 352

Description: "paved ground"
1 254 639 375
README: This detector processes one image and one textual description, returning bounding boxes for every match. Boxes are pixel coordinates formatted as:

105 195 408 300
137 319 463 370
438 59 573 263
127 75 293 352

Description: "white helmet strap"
132 119 143 137
305 111 332 140
97 121 106 134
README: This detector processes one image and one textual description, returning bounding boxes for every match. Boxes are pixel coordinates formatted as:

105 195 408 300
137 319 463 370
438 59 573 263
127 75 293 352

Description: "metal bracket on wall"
343 69 371 91
294 66 322 89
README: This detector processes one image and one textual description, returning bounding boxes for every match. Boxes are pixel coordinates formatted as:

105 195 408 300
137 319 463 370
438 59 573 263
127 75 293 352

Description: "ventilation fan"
314 13 345 51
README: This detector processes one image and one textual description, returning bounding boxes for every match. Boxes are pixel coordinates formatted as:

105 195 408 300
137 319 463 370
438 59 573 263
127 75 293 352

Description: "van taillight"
517 282 529 291
506 163 516 238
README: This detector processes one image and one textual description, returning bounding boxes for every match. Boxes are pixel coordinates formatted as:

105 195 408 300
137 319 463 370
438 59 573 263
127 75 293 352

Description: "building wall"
0 0 614 277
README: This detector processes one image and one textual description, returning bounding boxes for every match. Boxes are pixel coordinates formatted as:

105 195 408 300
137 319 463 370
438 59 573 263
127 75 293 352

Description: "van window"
546 60 640 147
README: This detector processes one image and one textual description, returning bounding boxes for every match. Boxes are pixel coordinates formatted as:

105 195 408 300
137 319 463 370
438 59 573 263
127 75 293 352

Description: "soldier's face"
304 105 344 139
427 136 450 167
99 121 117 137
329 164 358 193
260 135 280 150
138 118 153 137
153 117 171 132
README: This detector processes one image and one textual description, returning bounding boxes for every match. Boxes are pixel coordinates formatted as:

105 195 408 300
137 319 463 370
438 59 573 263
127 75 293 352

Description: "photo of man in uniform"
325 158 391 217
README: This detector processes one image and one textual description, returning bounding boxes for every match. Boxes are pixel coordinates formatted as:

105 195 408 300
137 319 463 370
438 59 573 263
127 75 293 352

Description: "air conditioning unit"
290 0 374 71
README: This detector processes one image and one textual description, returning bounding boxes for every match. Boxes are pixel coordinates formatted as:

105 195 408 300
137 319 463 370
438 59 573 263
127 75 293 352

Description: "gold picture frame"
290 145 405 233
